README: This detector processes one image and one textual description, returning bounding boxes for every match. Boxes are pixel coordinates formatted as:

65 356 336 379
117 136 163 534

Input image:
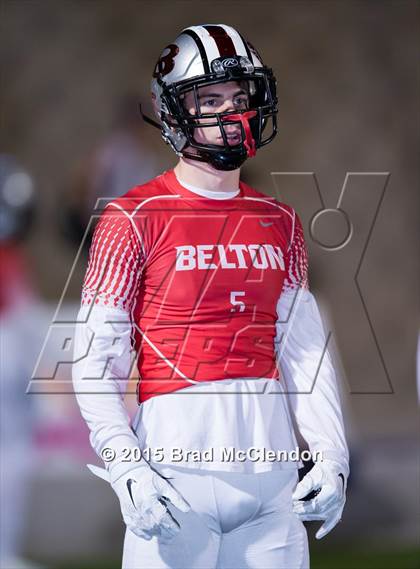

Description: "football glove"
88 463 191 542
292 458 348 540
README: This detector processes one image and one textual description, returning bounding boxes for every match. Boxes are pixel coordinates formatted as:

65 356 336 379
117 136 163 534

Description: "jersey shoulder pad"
105 173 171 215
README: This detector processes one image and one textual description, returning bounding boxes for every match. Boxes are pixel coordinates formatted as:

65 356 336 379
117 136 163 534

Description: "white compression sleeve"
72 304 140 478
276 288 349 473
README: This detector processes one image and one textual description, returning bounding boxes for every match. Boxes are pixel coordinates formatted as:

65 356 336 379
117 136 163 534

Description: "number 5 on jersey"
230 291 245 312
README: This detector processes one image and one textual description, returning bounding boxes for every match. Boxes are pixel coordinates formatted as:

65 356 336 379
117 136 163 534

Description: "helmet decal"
153 44 180 79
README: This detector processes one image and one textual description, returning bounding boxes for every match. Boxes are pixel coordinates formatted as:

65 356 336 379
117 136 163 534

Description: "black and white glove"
292 458 348 540
88 463 191 542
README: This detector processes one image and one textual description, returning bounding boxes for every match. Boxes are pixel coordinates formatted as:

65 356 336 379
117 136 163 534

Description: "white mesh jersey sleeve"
282 211 309 291
81 203 143 310
72 203 145 478
276 211 349 472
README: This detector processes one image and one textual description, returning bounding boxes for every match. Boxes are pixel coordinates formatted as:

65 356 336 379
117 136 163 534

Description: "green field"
55 547 420 569
310 546 420 569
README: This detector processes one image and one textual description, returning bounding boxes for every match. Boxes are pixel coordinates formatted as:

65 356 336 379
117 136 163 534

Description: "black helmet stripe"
203 25 236 57
182 29 210 74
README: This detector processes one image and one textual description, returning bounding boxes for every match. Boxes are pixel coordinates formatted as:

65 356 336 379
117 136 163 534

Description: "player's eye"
234 95 249 108
201 98 217 108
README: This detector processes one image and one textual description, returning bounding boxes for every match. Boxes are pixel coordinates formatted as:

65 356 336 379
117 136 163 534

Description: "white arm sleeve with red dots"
72 204 144 479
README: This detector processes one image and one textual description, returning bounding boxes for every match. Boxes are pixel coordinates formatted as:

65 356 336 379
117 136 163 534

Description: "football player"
73 24 349 568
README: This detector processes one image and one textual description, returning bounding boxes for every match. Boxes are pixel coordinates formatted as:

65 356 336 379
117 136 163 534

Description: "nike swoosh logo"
259 220 274 227
126 478 137 507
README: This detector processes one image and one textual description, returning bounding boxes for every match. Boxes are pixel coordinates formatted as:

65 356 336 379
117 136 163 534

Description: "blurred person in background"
61 94 160 249
0 155 42 569
73 25 349 568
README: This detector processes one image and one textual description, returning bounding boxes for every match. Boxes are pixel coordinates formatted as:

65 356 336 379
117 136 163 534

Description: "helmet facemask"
159 68 277 171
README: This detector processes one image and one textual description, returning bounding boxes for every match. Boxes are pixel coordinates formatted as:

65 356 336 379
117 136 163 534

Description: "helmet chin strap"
221 110 257 157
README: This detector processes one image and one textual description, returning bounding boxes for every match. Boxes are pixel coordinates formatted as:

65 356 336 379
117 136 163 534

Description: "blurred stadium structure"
1 1 419 567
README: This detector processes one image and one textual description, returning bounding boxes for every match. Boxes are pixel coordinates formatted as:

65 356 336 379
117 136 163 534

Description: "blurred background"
0 1 419 568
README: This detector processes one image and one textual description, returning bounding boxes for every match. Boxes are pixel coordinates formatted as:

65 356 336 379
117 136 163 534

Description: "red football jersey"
82 170 308 403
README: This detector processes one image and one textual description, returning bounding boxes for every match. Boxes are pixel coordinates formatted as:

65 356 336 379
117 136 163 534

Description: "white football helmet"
149 24 278 170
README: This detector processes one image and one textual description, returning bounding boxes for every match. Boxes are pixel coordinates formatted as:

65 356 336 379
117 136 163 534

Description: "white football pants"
122 465 309 569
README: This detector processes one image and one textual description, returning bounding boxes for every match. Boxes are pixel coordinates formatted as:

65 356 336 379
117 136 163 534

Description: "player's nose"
219 98 236 113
